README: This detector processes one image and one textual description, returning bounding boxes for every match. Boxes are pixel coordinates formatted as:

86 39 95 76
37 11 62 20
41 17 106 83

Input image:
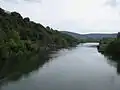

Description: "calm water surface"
1 43 120 90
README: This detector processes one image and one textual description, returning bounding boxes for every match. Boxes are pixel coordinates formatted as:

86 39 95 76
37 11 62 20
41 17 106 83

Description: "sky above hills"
0 0 120 33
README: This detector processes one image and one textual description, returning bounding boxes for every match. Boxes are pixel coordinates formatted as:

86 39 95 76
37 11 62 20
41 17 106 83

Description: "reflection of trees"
98 47 120 75
0 50 51 86
107 55 120 75
117 62 120 75
97 46 120 74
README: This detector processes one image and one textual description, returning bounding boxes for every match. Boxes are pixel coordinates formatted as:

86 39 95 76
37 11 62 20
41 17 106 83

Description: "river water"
1 43 120 90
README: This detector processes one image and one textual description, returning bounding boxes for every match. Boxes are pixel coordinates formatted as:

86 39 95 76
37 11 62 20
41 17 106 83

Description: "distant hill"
61 31 117 40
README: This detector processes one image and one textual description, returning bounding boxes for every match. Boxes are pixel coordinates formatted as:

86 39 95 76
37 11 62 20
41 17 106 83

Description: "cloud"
105 0 120 7
1 0 120 33
105 0 117 7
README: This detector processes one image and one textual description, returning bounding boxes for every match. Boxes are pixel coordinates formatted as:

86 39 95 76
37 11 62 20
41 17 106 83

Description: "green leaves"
0 7 80 59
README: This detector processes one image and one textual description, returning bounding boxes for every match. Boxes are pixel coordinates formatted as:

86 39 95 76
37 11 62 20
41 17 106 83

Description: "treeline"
98 32 120 59
79 38 100 43
0 8 80 59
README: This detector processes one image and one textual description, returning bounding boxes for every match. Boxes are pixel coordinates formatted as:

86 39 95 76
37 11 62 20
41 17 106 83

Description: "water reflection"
98 48 120 75
0 50 52 85
1 43 120 90
106 55 120 75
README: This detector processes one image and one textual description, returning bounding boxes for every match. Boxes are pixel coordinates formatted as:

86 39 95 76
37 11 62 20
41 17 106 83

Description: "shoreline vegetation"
97 32 120 55
0 7 81 59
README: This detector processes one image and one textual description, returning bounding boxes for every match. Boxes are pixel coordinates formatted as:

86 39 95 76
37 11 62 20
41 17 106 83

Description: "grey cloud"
105 0 120 7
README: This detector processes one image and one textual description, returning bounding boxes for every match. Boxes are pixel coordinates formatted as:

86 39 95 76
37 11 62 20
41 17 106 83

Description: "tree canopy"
0 7 80 59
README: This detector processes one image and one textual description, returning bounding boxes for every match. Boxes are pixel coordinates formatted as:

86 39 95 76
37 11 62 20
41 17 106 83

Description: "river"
1 43 120 90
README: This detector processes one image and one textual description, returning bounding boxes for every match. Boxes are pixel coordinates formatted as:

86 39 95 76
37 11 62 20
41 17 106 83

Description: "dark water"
1 43 120 90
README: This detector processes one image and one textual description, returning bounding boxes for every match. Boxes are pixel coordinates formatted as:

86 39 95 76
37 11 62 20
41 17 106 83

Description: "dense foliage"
0 8 80 59
98 32 120 58
97 38 115 53
104 39 120 56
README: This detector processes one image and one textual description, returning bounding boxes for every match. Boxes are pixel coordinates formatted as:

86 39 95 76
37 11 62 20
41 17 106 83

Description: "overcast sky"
0 0 120 33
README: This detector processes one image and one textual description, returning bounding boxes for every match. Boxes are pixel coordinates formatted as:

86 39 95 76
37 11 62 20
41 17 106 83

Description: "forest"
0 7 80 59
98 32 120 61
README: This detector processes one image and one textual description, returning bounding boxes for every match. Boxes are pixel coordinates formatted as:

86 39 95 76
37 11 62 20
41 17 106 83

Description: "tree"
24 17 30 22
11 12 23 19
0 8 6 16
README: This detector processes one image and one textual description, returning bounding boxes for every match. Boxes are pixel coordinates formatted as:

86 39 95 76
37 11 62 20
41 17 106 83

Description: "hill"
61 31 117 40
0 8 80 59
